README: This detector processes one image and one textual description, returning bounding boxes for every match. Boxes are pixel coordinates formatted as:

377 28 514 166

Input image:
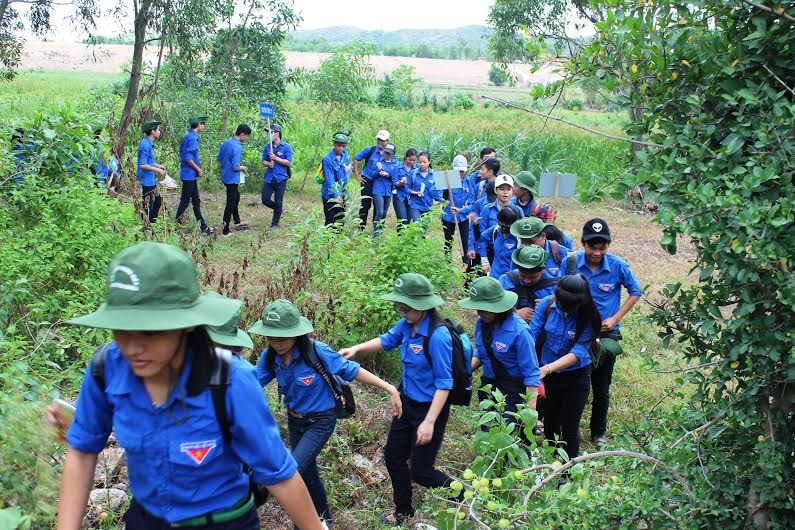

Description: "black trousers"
175 179 207 229
543 365 591 460
123 499 259 530
442 219 470 265
590 347 618 439
322 197 344 226
141 185 161 223
223 183 241 228
384 394 459 516
358 178 376 227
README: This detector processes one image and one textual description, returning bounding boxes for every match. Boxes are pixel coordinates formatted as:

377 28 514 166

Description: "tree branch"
740 0 795 23
671 411 727 448
482 95 665 149
762 65 795 97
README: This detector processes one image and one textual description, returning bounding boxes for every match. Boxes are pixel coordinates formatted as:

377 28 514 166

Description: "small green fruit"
463 468 475 480
478 486 490 496
498 518 511 528
577 488 588 499
463 490 474 500
450 480 464 492
513 470 523 480
487 501 498 511
492 478 503 488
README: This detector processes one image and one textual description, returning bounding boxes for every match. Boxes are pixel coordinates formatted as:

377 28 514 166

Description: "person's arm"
232 144 247 172
540 353 578 378
56 449 99 530
603 295 640 331
471 356 482 372
416 389 450 445
273 144 293 167
187 159 203 177
262 145 274 169
339 337 383 359
266 472 325 529
355 368 402 418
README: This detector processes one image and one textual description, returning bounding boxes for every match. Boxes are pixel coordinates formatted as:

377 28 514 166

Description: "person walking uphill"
353 129 388 228
176 116 212 235
261 124 293 229
52 242 324 530
137 120 165 223
340 274 464 526
570 218 642 448
250 299 402 525
218 124 252 236
320 131 351 226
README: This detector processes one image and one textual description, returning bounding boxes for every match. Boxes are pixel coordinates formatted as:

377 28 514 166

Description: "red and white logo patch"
567 331 576 339
505 243 515 250
599 283 613 292
495 341 507 351
549 267 559 275
410 344 424 355
299 375 315 386
180 440 216 465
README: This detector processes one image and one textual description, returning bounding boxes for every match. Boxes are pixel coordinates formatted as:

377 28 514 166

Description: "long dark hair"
480 309 513 347
555 275 601 345
264 334 313 372
186 326 218 396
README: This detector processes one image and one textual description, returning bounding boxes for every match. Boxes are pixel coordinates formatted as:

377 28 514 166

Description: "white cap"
452 155 468 171
494 174 514 188
376 129 390 141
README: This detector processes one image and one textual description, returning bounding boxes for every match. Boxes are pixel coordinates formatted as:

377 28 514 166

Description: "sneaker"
201 226 214 236
222 225 231 236
379 512 411 527
234 222 250 230
592 436 608 450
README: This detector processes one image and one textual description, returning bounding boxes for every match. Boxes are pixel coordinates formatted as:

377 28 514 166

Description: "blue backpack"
421 318 474 406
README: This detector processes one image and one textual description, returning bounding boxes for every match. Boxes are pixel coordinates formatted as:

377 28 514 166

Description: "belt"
171 493 253 527
286 407 335 419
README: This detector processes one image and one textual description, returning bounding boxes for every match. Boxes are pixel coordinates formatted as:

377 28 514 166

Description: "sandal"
379 512 411 527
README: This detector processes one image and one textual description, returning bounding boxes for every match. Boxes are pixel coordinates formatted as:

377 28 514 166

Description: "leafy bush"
488 64 509 86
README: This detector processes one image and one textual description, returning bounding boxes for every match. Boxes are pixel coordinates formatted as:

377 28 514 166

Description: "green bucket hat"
458 276 518 313
381 273 445 311
248 299 314 338
510 216 545 239
598 337 623 356
66 243 241 331
512 245 549 270
513 171 537 192
332 132 349 144
205 292 254 349
142 119 162 134
189 115 208 127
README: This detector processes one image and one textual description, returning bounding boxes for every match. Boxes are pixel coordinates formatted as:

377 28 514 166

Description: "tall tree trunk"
115 0 152 157
0 0 11 29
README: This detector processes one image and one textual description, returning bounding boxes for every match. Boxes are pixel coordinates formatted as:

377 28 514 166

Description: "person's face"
151 127 161 140
268 336 297 355
529 232 546 247
113 329 187 379
477 310 497 324
394 303 424 325
334 142 346 155
513 186 529 201
384 152 394 161
405 154 417 167
583 240 609 265
418 156 430 172
496 184 513 202
376 138 387 149
481 152 496 162
519 267 545 285
498 220 513 233
196 123 206 133
239 133 250 143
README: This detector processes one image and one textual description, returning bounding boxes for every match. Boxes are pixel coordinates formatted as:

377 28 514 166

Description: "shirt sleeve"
620 260 643 297
378 321 404 351
284 143 294 163
515 323 540 387
228 360 297 485
261 144 270 162
569 325 595 365
472 320 482 360
317 342 360 382
477 225 493 258
65 361 114 453
255 350 276 387
428 326 454 391
138 142 147 167
529 296 551 341
467 222 476 253
186 136 198 161
354 147 369 161
232 143 243 169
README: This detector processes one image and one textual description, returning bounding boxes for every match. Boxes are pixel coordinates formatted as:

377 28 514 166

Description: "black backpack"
565 251 578 275
506 270 558 310
421 318 473 406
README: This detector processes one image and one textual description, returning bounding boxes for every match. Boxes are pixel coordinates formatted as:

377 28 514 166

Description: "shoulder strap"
210 349 233 444
507 269 521 285
364 145 377 165
544 296 556 323
507 269 532 308
422 318 444 367
549 240 562 264
566 251 578 276
305 340 342 398
90 343 111 392
481 322 520 384
532 277 559 292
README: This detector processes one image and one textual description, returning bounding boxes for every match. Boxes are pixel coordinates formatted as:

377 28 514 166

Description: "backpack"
506 270 558 310
421 318 474 406
531 202 557 223
316 145 375 184
565 252 578 276
299 340 356 419
90 345 270 506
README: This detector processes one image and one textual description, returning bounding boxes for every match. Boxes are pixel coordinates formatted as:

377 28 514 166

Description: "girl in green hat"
250 298 402 525
50 242 324 530
458 276 540 440
340 273 464 526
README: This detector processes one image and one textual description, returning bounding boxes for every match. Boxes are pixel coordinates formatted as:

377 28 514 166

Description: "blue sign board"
259 102 275 119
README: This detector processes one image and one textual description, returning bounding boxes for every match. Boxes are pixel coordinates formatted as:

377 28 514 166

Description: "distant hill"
285 25 493 60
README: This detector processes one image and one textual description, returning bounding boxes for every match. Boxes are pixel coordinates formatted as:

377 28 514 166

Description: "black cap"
271 123 282 133
582 218 611 242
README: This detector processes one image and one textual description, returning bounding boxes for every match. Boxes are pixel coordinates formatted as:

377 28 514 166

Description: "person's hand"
416 419 435 445
540 365 549 379
601 316 619 332
516 307 534 321
469 212 479 223
240 165 248 172
397 178 406 186
336 196 344 204
339 346 358 359
451 206 460 215
155 167 167 176
197 168 204 178
355 174 363 185
269 152 276 161
467 250 476 260
482 263 491 275
376 162 383 171
388 386 402 418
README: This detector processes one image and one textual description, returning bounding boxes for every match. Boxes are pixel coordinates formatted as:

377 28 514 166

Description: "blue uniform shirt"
354 145 384 180
262 140 294 184
179 129 200 181
137 137 156 186
480 226 519 278
569 251 643 328
66 342 296 524
473 313 539 387
374 158 399 197
392 162 415 201
321 148 349 200
512 196 537 218
499 269 558 302
441 178 476 224
407 168 443 213
543 240 571 277
379 315 454 403
530 296 595 371
256 340 360 414
218 136 244 185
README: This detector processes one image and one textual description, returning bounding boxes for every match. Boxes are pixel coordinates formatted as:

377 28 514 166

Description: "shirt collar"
108 344 195 408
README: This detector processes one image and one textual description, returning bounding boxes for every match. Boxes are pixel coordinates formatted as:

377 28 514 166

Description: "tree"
489 63 509 86
376 74 397 108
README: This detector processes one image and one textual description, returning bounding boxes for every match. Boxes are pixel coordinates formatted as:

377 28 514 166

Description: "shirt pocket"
168 432 225 493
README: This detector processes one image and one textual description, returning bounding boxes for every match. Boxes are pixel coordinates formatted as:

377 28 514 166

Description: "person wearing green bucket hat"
250 299 401 525
339 273 465 526
499 245 559 322
204 292 254 351
512 170 539 217
52 242 325 530
511 216 571 277
458 277 540 438
529 275 602 462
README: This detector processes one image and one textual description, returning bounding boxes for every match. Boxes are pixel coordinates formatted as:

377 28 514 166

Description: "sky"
27 0 495 41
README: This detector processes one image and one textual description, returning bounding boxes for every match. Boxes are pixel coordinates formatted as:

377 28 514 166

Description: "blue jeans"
373 194 391 234
288 409 337 522
261 179 287 227
392 196 409 225
408 207 424 223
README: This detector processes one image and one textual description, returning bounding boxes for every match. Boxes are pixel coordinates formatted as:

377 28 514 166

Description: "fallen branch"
482 95 665 149
671 410 727 448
